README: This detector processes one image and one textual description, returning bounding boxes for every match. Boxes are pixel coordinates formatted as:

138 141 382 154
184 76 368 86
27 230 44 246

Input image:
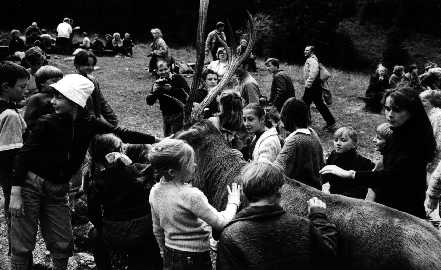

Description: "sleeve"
0 111 25 151
205 32 213 53
274 135 297 178
305 58 320 88
427 161 441 199
149 188 166 256
217 232 243 270
94 83 118 126
255 136 280 162
23 95 41 126
244 84 260 104
189 189 237 230
308 207 338 259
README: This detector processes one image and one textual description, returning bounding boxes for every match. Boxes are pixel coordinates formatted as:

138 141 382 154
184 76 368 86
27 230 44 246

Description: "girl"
207 47 229 78
243 103 281 162
321 88 436 218
364 63 389 113
148 139 241 270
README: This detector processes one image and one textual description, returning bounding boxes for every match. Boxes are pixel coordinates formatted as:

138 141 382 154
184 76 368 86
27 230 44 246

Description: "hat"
50 74 94 108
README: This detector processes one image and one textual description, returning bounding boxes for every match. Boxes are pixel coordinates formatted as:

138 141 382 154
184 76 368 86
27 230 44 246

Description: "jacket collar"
225 204 285 228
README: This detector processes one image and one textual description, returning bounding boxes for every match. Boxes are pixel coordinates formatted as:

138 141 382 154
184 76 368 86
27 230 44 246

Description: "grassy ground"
0 44 386 268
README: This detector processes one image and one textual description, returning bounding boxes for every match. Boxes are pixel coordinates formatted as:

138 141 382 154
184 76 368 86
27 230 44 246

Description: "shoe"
323 123 337 132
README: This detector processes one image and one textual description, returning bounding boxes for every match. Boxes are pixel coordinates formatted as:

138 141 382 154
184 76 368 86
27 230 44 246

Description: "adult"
111 33 124 55
320 88 436 218
400 64 423 93
146 59 189 136
265 58 296 112
388 65 404 89
207 47 229 78
236 38 256 72
24 22 41 48
420 66 441 90
148 28 168 74
364 64 390 113
194 69 220 118
56 18 73 55
8 30 25 56
274 98 324 189
205 21 227 61
302 46 336 131
217 161 338 270
235 64 261 106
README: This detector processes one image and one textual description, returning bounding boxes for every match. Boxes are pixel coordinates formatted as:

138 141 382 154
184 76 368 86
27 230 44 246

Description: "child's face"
41 77 62 93
76 57 95 75
333 133 355 153
373 133 387 152
243 109 265 135
51 92 75 114
205 74 218 88
2 78 28 102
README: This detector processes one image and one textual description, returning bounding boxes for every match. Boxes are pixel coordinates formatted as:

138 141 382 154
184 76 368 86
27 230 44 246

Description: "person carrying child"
0 61 29 255
148 138 241 270
8 74 158 270
321 127 375 199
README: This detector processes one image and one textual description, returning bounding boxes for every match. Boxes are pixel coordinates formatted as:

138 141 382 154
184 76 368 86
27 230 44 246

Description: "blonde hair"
150 28 163 37
113 32 121 39
420 90 441 108
334 126 358 145
148 139 195 176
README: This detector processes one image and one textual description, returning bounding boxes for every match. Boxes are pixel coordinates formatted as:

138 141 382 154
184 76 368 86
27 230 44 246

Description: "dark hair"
244 103 265 119
89 133 123 166
35 65 63 90
265 58 279 68
306 45 315 53
241 161 285 202
216 21 225 29
74 50 97 67
219 90 243 131
280 98 309 132
405 64 417 73
265 106 280 128
384 87 436 163
202 69 218 81
0 61 29 90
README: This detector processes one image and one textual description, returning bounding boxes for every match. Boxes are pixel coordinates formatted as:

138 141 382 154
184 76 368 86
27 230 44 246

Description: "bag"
322 82 333 105
319 63 331 82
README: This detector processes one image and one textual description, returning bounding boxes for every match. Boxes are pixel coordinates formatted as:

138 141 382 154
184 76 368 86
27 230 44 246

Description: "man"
56 18 73 54
205 21 227 61
146 59 190 136
265 58 296 111
24 22 41 48
235 64 261 106
302 46 336 131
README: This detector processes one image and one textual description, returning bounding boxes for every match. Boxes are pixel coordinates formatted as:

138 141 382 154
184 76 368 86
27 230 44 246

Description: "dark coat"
8 37 25 55
269 70 296 111
85 75 119 126
324 149 374 199
217 204 338 270
355 120 429 218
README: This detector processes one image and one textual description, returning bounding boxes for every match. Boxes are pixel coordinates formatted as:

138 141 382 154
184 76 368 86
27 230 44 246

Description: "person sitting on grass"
8 30 25 56
217 161 338 270
112 32 124 55
321 127 375 199
123 33 134 57
24 65 63 131
8 74 158 270
22 47 45 97
149 138 241 270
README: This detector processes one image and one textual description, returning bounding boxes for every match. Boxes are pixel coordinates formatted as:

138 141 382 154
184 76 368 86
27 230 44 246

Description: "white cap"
50 74 94 108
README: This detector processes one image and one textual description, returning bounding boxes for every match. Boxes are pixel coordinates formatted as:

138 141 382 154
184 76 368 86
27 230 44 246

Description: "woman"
364 64 390 113
274 98 324 189
193 69 220 118
321 88 436 218
243 103 281 162
207 47 229 78
148 28 169 74
111 32 124 55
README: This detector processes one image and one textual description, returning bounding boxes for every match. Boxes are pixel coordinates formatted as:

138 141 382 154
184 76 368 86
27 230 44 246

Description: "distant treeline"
2 0 441 69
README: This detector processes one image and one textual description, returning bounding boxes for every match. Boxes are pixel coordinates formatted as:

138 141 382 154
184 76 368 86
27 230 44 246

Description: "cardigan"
251 127 281 162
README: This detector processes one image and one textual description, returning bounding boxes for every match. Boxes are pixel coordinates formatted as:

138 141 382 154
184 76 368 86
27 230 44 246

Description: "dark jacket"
323 149 374 199
13 111 156 187
146 74 189 115
9 37 26 55
365 74 389 99
24 92 54 131
355 120 429 218
85 75 119 126
269 70 296 111
217 204 338 270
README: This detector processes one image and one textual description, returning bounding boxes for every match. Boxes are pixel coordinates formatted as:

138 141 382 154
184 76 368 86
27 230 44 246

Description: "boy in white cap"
9 74 158 270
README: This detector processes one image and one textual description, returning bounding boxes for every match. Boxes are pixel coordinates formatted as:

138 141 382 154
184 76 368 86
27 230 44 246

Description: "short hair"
0 61 29 89
156 58 169 68
420 90 441 108
63 17 70 22
216 21 225 29
241 161 285 202
113 32 120 39
334 126 358 145
218 90 244 131
74 50 97 67
265 106 280 128
244 103 265 119
202 69 218 81
35 65 63 90
376 122 393 140
392 65 404 75
265 58 279 68
10 29 20 37
148 139 195 175
280 98 309 131
150 28 163 37
305 45 315 53
89 133 123 165
24 47 44 67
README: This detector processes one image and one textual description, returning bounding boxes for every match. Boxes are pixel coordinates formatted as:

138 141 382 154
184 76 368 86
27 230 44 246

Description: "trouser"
56 37 72 55
163 112 184 137
10 172 73 270
303 84 336 126
163 247 212 270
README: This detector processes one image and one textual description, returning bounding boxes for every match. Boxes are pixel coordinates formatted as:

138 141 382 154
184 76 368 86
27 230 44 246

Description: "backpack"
319 63 331 82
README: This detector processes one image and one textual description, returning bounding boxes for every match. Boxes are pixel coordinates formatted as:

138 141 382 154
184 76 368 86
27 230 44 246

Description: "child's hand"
307 197 326 214
321 182 331 194
424 196 438 217
320 165 355 179
227 183 241 208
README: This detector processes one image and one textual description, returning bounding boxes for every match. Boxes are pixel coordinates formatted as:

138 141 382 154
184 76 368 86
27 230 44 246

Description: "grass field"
0 44 387 268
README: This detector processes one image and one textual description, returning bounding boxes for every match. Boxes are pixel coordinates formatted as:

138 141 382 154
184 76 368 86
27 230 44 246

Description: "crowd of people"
0 18 441 270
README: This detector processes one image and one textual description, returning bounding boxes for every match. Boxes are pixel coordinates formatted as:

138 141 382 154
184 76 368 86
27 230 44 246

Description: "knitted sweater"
274 128 324 189
251 127 281 162
149 180 236 253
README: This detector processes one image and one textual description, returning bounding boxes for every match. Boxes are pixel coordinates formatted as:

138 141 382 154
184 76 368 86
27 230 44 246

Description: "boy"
322 127 375 199
9 74 157 270
24 65 63 131
23 47 46 97
0 61 29 254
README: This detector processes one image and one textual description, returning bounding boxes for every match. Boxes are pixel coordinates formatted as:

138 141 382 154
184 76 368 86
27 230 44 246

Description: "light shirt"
57 22 72 38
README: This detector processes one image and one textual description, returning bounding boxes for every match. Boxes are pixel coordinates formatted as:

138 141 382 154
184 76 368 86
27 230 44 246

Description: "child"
22 47 45 97
87 133 162 270
0 61 29 254
123 33 134 57
9 74 157 270
24 65 63 131
148 139 241 269
322 127 375 199
243 103 281 162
